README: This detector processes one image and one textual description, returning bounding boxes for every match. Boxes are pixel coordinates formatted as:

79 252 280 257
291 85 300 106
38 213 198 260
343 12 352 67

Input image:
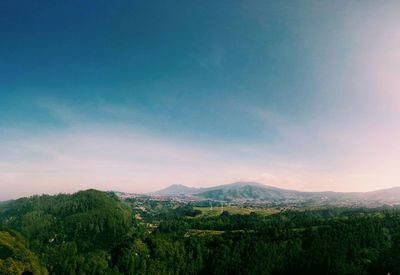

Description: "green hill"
0 189 133 274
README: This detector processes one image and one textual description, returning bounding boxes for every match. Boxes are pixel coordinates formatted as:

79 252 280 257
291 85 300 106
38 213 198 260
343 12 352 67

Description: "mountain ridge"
151 182 400 205
152 184 201 196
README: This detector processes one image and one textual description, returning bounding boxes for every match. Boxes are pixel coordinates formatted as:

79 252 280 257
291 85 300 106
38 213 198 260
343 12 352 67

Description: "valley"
2 185 400 274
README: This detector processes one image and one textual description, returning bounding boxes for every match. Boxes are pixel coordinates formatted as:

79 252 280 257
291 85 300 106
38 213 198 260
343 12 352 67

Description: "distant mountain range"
152 182 400 205
152 184 200 196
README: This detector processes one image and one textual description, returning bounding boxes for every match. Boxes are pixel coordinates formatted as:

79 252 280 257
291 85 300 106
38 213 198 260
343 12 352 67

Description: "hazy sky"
1 1 400 199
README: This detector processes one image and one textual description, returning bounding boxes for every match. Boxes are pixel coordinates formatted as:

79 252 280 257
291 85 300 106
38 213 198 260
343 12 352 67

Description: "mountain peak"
152 184 199 196
227 181 266 187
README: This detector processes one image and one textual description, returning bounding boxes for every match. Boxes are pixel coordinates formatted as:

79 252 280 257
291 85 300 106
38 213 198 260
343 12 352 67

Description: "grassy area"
194 205 280 217
186 229 255 237
186 229 225 237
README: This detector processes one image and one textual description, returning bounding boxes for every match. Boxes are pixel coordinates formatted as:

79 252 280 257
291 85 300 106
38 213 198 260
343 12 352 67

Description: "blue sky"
1 1 400 199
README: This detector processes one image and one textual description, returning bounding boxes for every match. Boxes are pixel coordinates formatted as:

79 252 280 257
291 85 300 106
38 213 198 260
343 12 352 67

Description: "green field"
186 229 225 237
194 205 280 217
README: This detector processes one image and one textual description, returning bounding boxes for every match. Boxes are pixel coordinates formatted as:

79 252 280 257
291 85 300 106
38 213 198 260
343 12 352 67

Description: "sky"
1 1 400 199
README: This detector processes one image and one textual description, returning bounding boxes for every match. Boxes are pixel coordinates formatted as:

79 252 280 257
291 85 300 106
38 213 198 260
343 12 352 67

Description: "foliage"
2 190 400 274
0 231 47 275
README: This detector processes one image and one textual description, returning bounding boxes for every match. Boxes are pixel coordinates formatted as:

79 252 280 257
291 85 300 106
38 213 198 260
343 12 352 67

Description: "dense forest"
1 190 400 274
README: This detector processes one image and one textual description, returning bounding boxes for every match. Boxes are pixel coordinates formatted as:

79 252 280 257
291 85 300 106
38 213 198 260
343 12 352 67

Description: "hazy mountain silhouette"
152 184 200 196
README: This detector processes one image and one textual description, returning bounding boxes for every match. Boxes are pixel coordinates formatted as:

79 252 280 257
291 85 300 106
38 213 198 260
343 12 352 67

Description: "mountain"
361 187 400 203
152 184 200 196
152 181 305 202
194 182 301 201
152 182 400 205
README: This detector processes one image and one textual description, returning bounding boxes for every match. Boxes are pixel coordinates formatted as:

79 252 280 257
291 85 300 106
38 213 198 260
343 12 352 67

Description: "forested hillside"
1 190 400 274
0 190 132 274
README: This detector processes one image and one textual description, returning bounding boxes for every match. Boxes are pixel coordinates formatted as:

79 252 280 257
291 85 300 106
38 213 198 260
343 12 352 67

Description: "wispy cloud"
1 98 330 200
4 92 400 200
